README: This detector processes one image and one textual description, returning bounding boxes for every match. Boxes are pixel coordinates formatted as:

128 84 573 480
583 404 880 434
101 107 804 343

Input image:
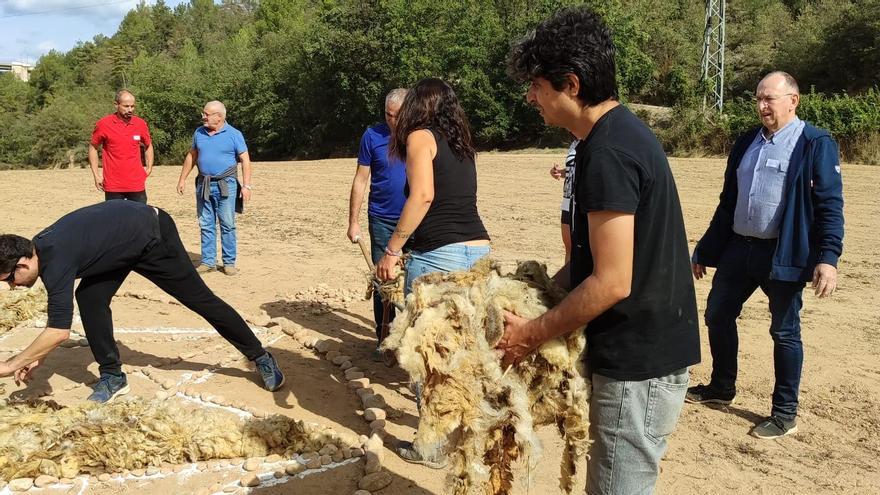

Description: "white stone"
240 474 260 487
364 408 386 422
358 471 392 491
34 475 58 488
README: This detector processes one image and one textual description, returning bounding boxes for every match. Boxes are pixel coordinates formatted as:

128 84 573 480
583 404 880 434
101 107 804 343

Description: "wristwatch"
242 184 253 190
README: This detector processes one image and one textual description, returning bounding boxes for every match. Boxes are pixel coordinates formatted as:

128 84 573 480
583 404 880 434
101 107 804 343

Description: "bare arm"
0 327 70 384
176 149 198 194
375 130 436 280
88 143 103 191
144 143 155 176
348 164 372 242
497 211 634 366
238 151 253 202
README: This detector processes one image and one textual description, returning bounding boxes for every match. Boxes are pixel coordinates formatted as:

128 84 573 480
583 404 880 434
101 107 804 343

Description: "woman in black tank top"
375 78 490 296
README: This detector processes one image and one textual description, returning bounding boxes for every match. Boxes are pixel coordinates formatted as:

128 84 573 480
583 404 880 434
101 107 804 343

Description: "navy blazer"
693 122 844 283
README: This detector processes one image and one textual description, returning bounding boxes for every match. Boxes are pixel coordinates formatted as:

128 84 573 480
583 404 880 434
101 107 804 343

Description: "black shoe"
751 416 798 439
685 383 735 405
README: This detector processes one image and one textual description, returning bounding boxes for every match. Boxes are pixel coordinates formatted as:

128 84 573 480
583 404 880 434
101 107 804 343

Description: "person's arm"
0 327 70 384
375 130 436 280
144 143 155 177
810 136 845 297
88 143 103 191
177 149 198 194
238 151 253 202
348 164 372 242
496 210 634 367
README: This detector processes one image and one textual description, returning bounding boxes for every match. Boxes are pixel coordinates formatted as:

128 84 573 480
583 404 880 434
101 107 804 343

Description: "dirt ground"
1 153 878 494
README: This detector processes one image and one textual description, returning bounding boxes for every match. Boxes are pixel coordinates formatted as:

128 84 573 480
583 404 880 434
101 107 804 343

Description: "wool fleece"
381 259 590 495
0 398 350 480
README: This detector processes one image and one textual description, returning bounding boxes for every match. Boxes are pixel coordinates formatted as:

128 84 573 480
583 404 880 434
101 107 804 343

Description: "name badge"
133 135 141 141
765 159 780 170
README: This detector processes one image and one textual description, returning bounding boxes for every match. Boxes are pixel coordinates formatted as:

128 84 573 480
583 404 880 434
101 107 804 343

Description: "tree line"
0 0 877 168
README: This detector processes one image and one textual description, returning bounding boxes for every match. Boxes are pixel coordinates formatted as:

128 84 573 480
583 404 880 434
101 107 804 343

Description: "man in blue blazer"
686 71 844 439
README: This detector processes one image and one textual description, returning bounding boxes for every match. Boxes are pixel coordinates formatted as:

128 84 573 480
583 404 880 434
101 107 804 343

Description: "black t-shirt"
570 105 700 381
34 200 161 329
405 129 490 252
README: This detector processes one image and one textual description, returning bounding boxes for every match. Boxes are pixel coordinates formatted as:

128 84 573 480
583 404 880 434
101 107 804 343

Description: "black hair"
0 234 34 275
507 6 618 106
390 78 475 162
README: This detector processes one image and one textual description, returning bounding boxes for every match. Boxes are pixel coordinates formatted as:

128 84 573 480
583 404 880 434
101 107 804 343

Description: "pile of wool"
0 398 347 481
0 287 47 334
380 259 590 495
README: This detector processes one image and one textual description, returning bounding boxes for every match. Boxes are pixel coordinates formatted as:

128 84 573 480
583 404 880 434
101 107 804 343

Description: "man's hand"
13 360 40 385
549 163 565 180
692 262 707 280
176 180 186 195
495 311 536 369
94 176 104 192
347 223 362 243
376 254 401 281
812 263 838 297
145 165 153 177
241 187 252 202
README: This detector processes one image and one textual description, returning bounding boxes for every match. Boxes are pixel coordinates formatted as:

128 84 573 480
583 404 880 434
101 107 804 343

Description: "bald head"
755 72 800 133
202 100 227 131
114 90 136 120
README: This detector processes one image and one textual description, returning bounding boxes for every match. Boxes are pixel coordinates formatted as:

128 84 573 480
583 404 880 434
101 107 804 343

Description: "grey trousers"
587 367 689 495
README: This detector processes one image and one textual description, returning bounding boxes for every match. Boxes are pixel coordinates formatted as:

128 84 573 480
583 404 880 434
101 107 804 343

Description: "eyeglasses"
200 111 221 118
2 266 16 283
753 94 794 104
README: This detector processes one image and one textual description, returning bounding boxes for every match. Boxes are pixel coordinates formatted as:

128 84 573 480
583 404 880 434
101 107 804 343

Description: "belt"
732 233 777 244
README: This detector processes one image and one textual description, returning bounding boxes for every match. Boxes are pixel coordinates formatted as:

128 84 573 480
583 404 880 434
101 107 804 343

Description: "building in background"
0 61 34 82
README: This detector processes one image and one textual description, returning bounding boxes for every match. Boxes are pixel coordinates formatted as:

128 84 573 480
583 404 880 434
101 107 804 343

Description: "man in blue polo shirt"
347 89 408 355
176 100 252 276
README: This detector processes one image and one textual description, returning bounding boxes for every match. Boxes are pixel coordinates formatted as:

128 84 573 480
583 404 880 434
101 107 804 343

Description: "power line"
0 0 138 19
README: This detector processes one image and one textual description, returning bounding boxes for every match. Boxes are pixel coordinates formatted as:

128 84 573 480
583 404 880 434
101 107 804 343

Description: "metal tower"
700 0 726 112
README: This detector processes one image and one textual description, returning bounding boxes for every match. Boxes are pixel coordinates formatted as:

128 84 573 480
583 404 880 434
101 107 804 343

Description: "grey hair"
115 89 134 103
761 71 800 95
205 100 227 118
385 88 408 107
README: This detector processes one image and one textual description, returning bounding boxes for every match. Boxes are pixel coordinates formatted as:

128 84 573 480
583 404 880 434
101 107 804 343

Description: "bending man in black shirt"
500 7 700 493
0 200 284 403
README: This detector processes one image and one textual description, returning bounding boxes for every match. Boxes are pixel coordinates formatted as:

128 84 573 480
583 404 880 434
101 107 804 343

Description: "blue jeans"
588 368 689 495
404 243 491 296
405 242 490 410
196 177 237 267
705 235 805 419
369 215 398 341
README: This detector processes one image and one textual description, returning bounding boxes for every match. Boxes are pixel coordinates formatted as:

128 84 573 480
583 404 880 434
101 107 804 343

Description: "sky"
0 0 190 63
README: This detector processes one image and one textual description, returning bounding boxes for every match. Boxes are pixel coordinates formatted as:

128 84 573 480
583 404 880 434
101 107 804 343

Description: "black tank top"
405 129 490 252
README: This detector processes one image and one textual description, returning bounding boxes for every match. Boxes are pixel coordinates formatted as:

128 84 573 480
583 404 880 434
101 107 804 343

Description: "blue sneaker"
87 373 130 404
254 352 285 392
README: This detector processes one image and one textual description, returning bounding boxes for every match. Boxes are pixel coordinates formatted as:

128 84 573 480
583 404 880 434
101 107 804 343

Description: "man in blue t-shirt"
347 89 408 354
176 100 252 276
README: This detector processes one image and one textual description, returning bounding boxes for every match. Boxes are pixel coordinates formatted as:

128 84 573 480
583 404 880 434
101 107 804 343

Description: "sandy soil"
1 154 878 494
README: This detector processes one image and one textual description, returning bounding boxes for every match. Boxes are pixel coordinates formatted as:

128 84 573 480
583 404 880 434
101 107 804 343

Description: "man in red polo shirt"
88 90 154 203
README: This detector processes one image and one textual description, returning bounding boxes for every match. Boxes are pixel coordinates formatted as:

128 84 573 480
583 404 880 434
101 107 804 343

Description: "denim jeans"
368 215 398 341
404 243 491 296
196 176 237 267
704 235 805 419
587 368 689 495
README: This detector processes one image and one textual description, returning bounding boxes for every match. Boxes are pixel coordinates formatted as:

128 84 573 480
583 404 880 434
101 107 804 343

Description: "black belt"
732 233 777 244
